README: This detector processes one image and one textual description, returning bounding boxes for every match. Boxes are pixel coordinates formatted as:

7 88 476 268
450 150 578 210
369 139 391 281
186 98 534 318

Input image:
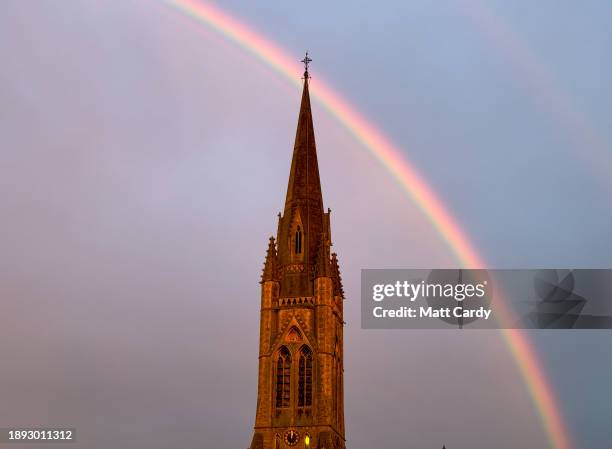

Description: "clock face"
284 430 299 446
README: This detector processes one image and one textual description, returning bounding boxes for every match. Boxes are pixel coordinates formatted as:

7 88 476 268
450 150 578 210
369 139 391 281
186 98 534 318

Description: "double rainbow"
160 2 574 449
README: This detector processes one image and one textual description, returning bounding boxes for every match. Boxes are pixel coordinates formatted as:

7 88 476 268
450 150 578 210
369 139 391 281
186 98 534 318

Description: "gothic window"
276 347 291 409
298 346 313 407
295 226 302 254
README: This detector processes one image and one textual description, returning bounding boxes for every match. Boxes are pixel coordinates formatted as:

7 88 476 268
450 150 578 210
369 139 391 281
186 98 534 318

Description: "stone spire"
283 62 323 215
331 252 344 298
261 237 278 283
276 54 326 297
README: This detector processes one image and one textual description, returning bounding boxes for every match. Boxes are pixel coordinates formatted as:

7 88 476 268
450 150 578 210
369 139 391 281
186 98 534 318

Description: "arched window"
298 346 313 407
295 226 302 254
276 347 291 409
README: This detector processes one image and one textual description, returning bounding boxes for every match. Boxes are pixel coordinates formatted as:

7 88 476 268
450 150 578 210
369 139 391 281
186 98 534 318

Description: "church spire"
249 53 346 449
283 52 323 214
331 252 344 298
276 54 327 297
261 236 278 283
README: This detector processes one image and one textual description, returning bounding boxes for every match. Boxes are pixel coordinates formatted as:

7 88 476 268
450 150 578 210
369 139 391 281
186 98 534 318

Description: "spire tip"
301 51 312 80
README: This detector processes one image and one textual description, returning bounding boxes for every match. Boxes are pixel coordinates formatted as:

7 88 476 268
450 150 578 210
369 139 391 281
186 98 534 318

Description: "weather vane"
301 51 312 79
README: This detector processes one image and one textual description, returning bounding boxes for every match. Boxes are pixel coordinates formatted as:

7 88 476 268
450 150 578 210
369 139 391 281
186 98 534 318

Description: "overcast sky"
1 1 611 448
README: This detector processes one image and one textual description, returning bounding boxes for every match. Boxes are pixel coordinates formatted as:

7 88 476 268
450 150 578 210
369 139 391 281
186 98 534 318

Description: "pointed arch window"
295 226 303 254
298 346 313 407
276 347 291 409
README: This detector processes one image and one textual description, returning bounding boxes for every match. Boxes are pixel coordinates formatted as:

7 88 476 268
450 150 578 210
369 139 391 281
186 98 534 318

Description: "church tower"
249 55 346 449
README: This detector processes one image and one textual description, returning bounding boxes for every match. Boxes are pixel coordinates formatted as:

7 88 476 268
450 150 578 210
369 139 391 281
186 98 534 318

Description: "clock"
284 430 299 446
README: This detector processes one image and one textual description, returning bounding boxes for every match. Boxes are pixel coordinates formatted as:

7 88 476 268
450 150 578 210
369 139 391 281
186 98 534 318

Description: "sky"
0 1 611 448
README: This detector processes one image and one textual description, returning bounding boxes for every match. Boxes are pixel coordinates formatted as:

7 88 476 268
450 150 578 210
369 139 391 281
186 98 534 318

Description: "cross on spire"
301 51 312 79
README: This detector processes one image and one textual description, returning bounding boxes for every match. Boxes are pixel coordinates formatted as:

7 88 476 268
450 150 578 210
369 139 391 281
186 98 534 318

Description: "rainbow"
459 0 611 186
159 1 574 449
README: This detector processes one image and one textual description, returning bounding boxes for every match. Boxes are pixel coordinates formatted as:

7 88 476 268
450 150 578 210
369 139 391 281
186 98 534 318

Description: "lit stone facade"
248 67 346 449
